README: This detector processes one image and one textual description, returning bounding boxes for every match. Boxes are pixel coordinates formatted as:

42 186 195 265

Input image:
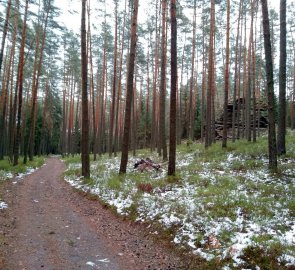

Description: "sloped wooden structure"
215 98 268 139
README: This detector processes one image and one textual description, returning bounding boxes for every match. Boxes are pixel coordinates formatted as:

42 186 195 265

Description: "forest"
0 0 295 269
0 0 294 171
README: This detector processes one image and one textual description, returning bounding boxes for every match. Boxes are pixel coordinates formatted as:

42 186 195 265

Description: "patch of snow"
64 151 295 268
193 248 215 261
279 224 295 245
278 254 295 266
86 261 97 267
97 258 110 263
0 201 8 209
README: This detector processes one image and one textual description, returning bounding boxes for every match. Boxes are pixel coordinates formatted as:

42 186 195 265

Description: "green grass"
62 155 81 165
0 156 45 175
63 130 295 269
106 173 124 190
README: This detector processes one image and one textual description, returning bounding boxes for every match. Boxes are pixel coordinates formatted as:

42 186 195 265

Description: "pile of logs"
215 98 268 139
134 158 161 172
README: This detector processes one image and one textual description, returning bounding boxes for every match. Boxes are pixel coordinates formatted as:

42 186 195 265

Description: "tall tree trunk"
8 4 18 162
119 0 139 174
188 0 196 140
0 53 9 159
245 0 255 142
201 21 207 142
98 46 107 156
0 0 11 75
261 0 277 171
277 0 286 155
222 0 230 148
39 76 49 155
145 47 151 148
205 0 215 148
168 0 177 176
87 0 96 159
81 0 90 178
13 0 29 166
159 0 168 160
236 3 245 140
252 6 258 143
114 0 127 156
151 0 160 152
26 4 50 162
232 0 242 142
109 1 118 157
291 48 295 130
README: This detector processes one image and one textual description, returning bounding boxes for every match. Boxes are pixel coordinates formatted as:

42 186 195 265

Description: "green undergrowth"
0 156 45 181
63 130 295 269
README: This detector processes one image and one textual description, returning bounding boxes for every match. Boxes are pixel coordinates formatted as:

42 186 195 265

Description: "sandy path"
0 157 188 270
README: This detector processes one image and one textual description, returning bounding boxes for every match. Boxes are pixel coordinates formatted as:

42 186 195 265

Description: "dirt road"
0 157 188 270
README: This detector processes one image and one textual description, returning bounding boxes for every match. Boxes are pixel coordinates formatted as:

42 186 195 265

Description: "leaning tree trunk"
261 0 278 171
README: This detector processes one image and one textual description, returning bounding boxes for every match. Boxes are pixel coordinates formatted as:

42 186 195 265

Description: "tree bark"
151 0 160 152
231 0 242 142
26 3 50 162
260 0 278 171
0 0 11 75
109 1 118 157
168 0 177 176
205 0 215 148
277 0 286 155
188 0 196 141
119 0 139 174
222 0 230 148
13 0 29 166
114 0 127 156
159 0 168 160
81 0 90 178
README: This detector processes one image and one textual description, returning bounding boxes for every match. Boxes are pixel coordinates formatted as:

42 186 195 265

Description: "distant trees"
0 0 294 174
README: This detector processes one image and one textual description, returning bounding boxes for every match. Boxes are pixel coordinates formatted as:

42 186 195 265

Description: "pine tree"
119 0 139 174
81 0 90 178
261 0 278 171
168 0 177 176
277 0 287 155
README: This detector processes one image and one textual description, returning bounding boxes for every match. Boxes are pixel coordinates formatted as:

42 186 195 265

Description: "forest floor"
0 157 190 270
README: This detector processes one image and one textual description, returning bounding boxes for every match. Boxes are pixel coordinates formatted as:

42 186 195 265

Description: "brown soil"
0 157 190 270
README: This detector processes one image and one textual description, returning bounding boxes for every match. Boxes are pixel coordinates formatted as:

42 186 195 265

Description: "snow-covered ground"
0 201 8 209
64 141 295 268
